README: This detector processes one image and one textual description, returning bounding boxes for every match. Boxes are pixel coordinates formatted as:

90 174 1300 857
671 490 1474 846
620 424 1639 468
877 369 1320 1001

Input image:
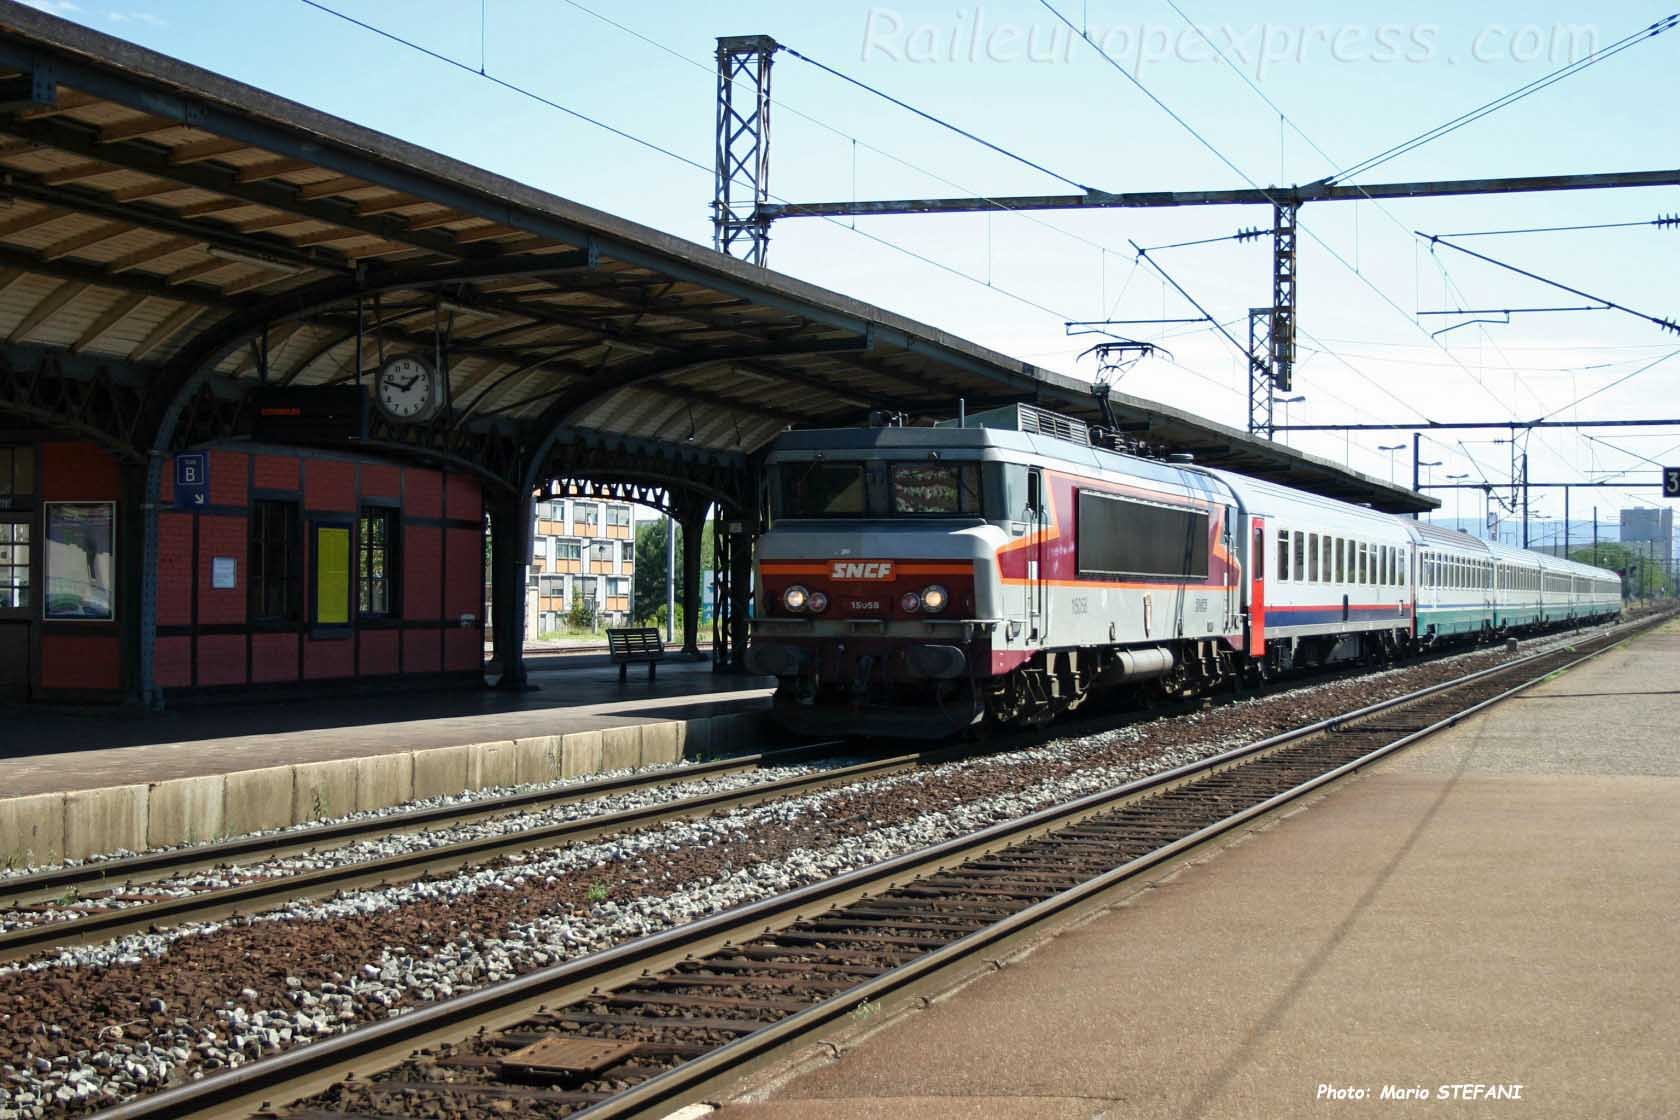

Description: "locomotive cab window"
890 462 982 516
774 462 866 518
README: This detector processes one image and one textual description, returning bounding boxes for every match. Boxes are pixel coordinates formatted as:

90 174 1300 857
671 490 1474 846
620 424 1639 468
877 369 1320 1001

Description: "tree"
1568 543 1673 598
632 516 719 623
633 519 671 625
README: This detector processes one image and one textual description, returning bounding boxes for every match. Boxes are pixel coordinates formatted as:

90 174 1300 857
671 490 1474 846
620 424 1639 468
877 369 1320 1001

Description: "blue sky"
27 0 1680 546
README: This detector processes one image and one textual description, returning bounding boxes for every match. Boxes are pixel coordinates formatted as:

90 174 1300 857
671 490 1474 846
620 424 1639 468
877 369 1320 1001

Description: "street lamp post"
1417 459 1442 520
1446 473 1469 532
1379 443 1406 484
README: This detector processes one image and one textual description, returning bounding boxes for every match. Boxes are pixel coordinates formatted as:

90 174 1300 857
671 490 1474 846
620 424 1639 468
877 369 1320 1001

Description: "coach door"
1247 518 1266 656
1027 468 1046 643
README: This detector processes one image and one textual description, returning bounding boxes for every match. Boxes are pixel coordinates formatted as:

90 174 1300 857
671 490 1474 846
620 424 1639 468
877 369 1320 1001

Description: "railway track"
85 611 1666 1120
0 618 1616 958
0 741 857 955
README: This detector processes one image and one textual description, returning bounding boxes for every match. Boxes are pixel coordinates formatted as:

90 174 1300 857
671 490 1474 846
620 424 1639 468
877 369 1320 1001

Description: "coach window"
1293 532 1305 582
1369 544 1378 586
1333 539 1343 583
1277 530 1290 581
1322 537 1332 584
1308 533 1319 581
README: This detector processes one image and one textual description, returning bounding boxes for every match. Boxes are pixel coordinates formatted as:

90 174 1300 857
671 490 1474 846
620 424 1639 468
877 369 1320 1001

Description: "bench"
607 626 665 683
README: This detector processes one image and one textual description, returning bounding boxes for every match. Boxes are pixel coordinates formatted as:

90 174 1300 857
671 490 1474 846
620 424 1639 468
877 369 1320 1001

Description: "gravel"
0 622 1623 1119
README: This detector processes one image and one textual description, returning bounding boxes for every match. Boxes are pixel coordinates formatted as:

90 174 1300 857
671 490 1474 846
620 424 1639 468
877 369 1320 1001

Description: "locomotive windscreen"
775 462 866 517
1076 491 1209 580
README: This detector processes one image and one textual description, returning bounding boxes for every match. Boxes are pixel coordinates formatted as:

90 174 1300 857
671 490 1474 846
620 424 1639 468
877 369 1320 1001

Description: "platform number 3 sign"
1666 466 1680 499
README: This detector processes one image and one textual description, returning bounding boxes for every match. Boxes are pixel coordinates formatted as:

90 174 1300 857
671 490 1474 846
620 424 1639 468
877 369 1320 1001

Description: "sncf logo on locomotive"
830 560 896 581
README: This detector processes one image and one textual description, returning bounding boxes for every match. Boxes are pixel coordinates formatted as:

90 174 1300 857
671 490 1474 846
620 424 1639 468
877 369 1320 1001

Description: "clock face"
375 356 439 423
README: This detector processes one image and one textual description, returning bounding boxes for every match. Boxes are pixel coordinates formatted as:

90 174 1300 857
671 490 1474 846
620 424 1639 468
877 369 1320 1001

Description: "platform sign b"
174 452 209 509
1665 466 1680 499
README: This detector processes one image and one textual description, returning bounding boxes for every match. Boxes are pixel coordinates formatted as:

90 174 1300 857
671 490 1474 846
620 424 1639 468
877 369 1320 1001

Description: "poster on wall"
315 525 350 625
44 501 116 621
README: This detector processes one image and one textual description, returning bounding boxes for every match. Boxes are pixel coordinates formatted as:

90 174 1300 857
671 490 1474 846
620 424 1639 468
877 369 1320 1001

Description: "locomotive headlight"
899 590 922 613
782 584 809 612
920 584 949 613
806 590 830 613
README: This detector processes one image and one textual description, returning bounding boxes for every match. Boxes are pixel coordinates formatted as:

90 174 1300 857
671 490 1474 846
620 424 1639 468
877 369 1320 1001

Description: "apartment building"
528 498 636 634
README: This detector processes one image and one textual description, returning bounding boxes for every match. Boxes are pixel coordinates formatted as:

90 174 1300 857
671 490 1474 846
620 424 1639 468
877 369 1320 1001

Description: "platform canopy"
0 3 1432 515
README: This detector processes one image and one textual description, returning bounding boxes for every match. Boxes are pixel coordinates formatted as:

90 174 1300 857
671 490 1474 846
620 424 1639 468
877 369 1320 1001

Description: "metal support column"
491 489 536 691
1521 451 1530 548
713 35 778 266
1269 202 1299 393
728 515 752 672
711 520 730 670
1411 432 1422 520
1246 307 1274 438
679 510 705 656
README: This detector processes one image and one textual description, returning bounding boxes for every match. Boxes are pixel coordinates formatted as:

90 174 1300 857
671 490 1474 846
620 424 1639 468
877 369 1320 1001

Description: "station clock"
373 354 445 424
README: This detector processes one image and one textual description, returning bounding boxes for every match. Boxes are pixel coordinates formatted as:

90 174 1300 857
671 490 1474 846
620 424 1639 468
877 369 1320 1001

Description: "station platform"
718 619 1680 1120
0 656 776 866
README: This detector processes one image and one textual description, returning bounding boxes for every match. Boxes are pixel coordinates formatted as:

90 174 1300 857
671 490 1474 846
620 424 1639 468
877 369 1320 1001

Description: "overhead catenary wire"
1439 216 1680 238
556 0 1128 261
295 0 1089 331
1540 349 1680 420
1324 12 1680 184
1419 233 1680 337
1159 0 1663 442
777 44 1096 193
1042 0 1449 425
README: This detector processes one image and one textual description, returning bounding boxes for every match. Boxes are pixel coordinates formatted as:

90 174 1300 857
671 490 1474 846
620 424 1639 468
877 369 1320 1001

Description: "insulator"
1656 213 1680 229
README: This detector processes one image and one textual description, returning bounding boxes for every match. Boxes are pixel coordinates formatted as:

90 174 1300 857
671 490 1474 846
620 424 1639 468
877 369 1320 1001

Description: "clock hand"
391 375 422 391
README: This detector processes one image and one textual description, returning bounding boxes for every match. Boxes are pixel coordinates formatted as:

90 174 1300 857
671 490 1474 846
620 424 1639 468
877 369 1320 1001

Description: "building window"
592 540 614 565
251 500 300 623
556 539 581 561
0 521 29 611
607 505 631 529
575 503 599 533
358 507 398 619
621 540 635 565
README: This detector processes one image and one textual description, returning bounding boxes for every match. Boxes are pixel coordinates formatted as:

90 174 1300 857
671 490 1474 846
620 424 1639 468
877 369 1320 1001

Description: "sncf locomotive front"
745 425 1011 738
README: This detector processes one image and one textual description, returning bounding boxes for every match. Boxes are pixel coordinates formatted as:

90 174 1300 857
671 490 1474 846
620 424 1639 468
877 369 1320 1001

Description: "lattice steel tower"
713 35 778 265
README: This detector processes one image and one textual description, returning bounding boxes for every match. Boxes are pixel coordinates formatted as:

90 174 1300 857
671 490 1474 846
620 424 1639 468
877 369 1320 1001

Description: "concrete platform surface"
717 620 1680 1120
0 655 774 797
